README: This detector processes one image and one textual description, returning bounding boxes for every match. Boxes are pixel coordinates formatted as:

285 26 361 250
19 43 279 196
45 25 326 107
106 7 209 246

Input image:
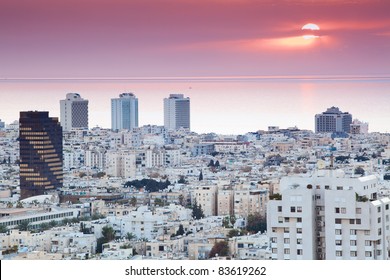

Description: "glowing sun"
301 23 320 39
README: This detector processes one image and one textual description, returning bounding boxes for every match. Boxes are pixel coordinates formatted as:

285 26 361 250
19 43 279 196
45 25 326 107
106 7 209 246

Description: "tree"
178 176 187 184
222 216 231 228
208 241 230 258
354 167 365 176
130 197 137 207
102 226 115 242
227 229 241 238
17 221 30 231
269 193 282 200
192 199 205 220
16 201 23 208
246 213 267 234
199 170 203 181
0 224 8 233
79 172 87 178
178 194 185 206
96 172 106 179
176 224 185 236
126 232 136 241
154 198 165 207
215 160 220 168
208 160 215 167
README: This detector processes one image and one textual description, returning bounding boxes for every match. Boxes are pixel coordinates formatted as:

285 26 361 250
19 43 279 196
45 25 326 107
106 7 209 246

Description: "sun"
301 23 320 40
302 23 320 31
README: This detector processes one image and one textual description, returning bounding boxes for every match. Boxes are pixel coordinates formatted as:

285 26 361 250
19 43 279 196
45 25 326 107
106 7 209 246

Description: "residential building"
350 119 369 134
111 93 139 131
60 93 89 131
315 106 352 134
194 186 218 217
19 111 63 199
164 94 190 130
268 170 390 260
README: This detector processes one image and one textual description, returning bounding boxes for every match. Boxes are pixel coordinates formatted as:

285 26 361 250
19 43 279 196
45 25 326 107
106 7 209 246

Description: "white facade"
194 186 218 217
60 93 89 132
111 93 139 131
105 150 136 179
268 170 390 260
164 94 190 130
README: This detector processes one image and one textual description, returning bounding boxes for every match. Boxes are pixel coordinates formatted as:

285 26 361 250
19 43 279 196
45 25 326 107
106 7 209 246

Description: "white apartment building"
268 170 390 260
85 149 106 170
194 186 218 217
105 151 136 178
60 93 89 132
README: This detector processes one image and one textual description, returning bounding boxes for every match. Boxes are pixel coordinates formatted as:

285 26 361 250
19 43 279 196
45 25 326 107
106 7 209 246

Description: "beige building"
234 187 269 218
217 188 234 216
194 186 218 217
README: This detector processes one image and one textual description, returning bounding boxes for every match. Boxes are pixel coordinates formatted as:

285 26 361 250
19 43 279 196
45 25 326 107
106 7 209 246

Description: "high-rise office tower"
111 93 139 131
315 106 352 134
60 93 89 132
0 119 5 130
19 111 63 199
164 94 190 130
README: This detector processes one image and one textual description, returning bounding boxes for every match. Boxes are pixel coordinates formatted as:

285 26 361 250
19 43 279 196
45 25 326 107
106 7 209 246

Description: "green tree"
17 221 30 231
246 213 266 234
130 197 137 207
16 201 24 208
96 172 106 179
178 194 184 206
192 199 205 220
0 224 8 233
126 232 136 241
176 224 185 236
355 167 365 176
178 176 186 184
227 229 241 238
199 170 203 181
208 241 230 258
102 226 115 242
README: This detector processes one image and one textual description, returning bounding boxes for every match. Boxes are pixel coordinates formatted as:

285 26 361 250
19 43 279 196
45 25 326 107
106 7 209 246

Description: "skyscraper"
111 93 139 131
19 111 63 199
60 93 89 132
164 94 190 130
315 106 352 134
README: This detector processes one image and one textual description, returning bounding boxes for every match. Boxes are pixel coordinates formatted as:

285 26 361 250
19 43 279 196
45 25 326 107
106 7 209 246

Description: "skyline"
1 77 390 134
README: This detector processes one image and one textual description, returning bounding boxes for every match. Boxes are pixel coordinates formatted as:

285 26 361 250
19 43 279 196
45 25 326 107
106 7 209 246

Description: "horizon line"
1 75 390 82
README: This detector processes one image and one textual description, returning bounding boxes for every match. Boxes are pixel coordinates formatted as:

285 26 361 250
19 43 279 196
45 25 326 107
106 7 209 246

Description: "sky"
0 0 389 133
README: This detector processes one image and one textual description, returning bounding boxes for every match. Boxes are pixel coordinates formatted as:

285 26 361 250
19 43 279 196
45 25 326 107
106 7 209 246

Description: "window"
350 240 357 246
335 218 342 224
365 240 371 246
378 207 381 213
378 217 381 223
378 228 382 236
365 251 372 257
272 248 277 254
291 207 296 213
364 230 370 236
350 229 357 235
335 229 342 235
350 251 357 257
272 227 277 233
297 239 302 245
356 219 361 225
386 204 389 210
297 249 303 255
297 217 302 223
336 251 342 257
284 249 290 254
356 208 362 214
284 217 290 222
350 219 355 224
335 240 342 246
335 207 340 214
341 208 346 214
271 237 277 243
337 186 343 190
297 228 302 234
284 228 290 233
325 185 330 190
278 206 282 212
376 250 381 256
284 238 290 244
297 206 302 213
278 217 283 223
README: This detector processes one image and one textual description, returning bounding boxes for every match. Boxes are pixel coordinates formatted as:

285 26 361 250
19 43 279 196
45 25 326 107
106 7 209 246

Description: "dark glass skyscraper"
19 111 63 199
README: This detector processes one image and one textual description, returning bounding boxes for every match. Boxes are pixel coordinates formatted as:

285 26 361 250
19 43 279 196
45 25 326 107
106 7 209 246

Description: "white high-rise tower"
164 94 190 130
111 93 139 131
60 93 89 132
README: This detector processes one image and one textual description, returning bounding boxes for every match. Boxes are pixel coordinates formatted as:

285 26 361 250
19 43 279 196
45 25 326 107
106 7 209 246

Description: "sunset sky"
0 0 389 133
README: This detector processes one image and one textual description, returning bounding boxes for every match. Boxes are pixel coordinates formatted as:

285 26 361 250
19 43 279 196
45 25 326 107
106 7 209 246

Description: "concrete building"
315 106 352 134
234 188 268 218
105 150 136 178
268 170 390 260
217 188 234 216
350 119 369 134
111 93 139 131
19 111 63 199
194 186 218 217
60 93 89 132
164 94 190 130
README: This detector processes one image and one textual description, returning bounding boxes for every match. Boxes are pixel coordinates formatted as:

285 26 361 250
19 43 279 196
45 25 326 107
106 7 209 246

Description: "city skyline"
0 77 390 134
